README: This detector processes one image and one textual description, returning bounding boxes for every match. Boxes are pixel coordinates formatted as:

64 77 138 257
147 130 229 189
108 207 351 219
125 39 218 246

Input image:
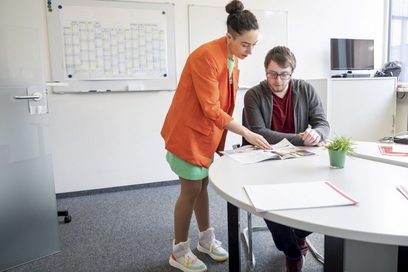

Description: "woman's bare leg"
174 178 204 244
194 177 210 232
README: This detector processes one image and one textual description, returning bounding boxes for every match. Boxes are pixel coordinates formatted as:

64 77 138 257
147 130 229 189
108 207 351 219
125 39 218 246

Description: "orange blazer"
161 37 240 168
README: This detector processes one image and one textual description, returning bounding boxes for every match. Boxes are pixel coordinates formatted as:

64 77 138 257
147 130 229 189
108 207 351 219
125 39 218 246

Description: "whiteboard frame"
46 0 176 93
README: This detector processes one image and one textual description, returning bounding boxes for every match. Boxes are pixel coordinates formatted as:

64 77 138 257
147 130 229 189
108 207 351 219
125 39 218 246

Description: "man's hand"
299 128 321 146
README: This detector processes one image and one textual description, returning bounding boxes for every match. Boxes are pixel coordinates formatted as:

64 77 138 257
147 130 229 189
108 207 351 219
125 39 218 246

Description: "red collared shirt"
271 81 295 133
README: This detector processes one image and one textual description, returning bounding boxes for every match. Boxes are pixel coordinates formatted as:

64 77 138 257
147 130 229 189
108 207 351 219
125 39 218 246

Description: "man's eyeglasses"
266 71 292 80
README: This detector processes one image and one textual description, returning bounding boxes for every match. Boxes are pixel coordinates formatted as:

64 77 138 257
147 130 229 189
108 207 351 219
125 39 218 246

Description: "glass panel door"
0 87 60 271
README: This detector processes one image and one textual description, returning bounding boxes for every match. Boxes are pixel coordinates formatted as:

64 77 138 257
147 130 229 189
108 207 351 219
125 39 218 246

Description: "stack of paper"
397 185 408 200
244 181 358 212
378 145 408 156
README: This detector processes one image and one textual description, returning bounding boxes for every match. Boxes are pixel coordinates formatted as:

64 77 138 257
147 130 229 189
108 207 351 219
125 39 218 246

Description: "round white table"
209 147 408 272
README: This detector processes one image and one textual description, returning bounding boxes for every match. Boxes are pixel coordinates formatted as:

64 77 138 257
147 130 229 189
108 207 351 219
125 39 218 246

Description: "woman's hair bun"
225 0 244 15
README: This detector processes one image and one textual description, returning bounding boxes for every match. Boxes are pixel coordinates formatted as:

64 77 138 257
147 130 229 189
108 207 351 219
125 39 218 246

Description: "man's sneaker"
285 256 304 272
197 227 229 262
169 239 207 272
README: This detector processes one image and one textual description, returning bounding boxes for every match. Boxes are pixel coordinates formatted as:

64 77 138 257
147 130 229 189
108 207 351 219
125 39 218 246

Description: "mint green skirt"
166 152 209 181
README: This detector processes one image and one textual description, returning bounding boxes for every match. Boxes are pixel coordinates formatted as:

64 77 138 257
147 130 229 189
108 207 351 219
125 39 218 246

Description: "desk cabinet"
307 78 396 141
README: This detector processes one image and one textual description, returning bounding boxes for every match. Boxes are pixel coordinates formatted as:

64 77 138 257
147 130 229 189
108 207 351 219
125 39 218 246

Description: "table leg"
326 236 403 272
324 236 344 272
227 202 241 272
398 246 408 272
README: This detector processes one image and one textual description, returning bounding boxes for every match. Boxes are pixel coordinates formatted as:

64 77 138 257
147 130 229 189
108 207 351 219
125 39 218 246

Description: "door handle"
14 87 48 115
14 92 42 101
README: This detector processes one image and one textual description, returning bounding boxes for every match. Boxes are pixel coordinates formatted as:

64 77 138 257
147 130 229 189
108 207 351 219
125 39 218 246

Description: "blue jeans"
264 219 311 260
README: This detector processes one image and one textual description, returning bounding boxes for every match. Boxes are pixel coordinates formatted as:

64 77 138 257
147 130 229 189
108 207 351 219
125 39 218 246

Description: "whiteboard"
47 0 176 93
188 5 287 89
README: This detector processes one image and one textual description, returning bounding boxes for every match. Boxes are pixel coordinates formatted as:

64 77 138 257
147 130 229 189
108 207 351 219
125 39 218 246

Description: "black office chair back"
242 109 250 146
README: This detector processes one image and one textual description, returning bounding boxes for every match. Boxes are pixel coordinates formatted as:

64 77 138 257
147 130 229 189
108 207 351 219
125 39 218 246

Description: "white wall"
30 0 399 193
396 94 408 134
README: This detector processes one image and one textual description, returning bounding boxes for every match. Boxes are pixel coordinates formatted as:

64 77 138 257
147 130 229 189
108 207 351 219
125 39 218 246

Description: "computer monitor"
330 38 374 71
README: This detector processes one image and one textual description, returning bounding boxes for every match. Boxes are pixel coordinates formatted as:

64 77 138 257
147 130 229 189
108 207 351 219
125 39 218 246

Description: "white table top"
353 141 408 167
209 147 408 246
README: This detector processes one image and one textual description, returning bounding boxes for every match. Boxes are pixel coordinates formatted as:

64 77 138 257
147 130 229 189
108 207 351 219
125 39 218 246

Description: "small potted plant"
326 136 355 168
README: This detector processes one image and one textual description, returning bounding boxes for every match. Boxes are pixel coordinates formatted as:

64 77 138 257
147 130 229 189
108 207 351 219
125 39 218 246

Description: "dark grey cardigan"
243 79 330 146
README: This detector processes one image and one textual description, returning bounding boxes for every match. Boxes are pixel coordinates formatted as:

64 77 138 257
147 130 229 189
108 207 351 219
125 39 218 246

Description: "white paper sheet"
244 181 358 212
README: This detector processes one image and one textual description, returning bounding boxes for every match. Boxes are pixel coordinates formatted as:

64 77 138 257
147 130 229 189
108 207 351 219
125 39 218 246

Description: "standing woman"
161 0 270 271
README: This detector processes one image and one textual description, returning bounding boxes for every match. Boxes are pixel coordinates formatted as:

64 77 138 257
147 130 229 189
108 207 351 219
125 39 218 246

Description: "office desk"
209 148 408 272
353 141 408 168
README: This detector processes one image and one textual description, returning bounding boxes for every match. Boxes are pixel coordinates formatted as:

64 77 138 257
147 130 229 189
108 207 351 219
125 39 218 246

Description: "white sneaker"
197 227 229 262
169 239 207 272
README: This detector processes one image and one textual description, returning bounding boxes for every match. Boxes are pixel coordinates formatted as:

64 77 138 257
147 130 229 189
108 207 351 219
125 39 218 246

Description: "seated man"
244 46 330 272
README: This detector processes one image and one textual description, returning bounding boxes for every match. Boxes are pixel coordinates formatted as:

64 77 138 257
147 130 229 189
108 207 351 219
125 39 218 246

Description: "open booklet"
222 138 315 164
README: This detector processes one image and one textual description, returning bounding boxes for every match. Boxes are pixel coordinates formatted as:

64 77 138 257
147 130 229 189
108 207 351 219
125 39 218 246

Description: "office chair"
240 110 324 271
58 210 72 223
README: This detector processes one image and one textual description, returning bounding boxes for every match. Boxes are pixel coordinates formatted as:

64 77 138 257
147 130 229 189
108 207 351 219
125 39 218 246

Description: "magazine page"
269 139 315 159
222 145 279 164
222 138 315 164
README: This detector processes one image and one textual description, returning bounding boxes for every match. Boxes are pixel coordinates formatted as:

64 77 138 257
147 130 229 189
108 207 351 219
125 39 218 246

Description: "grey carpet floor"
8 183 324 272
